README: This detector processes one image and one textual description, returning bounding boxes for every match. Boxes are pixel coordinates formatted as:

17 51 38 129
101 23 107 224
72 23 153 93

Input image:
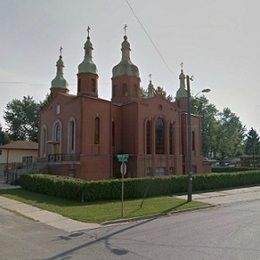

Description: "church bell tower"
77 27 99 97
111 25 141 104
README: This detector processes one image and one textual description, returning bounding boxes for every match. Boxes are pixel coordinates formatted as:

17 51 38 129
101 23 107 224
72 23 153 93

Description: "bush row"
19 170 260 202
212 167 252 173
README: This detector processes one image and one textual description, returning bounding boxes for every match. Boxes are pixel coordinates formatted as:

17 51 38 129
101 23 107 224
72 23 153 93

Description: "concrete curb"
102 204 215 225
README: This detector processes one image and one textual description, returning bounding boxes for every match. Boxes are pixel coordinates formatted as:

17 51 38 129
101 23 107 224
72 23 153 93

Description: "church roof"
0 141 38 150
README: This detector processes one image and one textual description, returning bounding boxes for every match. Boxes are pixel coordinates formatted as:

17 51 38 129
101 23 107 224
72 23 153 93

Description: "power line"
124 0 174 75
0 81 48 86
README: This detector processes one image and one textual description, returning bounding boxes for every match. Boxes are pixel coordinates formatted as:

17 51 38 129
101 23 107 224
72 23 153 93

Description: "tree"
244 128 260 155
39 93 52 110
141 85 173 101
0 124 10 145
216 108 245 159
4 96 40 142
154 86 173 101
191 96 219 158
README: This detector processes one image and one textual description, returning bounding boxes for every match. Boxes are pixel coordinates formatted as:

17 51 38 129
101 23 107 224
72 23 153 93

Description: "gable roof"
0 141 38 150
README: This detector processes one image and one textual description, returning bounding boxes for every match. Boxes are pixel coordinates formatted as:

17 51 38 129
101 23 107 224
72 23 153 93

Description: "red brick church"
39 29 207 180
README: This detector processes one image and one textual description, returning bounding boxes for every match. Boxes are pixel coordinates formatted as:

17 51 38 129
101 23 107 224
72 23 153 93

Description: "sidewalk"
176 186 260 205
0 195 101 232
0 185 259 232
0 183 20 190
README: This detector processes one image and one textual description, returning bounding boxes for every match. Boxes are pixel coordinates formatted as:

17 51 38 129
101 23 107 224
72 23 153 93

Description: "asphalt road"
1 198 259 260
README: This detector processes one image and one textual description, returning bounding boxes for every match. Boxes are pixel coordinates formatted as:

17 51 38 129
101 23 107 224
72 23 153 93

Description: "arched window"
68 118 76 153
54 122 61 142
169 123 174 155
94 117 100 144
52 120 62 155
40 125 47 157
156 118 165 154
146 120 151 154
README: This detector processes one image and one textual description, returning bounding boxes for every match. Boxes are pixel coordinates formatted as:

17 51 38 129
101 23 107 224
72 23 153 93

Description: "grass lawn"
0 189 208 223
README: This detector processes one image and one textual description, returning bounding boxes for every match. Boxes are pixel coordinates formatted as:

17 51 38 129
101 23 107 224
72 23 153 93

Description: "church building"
39 29 207 180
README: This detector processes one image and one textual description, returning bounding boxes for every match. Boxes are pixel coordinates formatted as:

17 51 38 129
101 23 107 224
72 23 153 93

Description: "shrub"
212 167 252 173
19 170 260 202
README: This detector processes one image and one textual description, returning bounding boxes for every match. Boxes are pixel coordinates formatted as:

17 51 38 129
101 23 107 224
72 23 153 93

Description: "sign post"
120 162 127 217
117 154 129 218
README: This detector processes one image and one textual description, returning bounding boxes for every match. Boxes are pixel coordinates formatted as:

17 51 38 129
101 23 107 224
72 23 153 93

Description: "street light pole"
186 75 193 202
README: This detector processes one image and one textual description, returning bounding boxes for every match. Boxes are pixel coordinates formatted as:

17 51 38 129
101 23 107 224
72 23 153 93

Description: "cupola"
111 25 141 104
50 47 69 97
175 63 188 111
77 27 99 97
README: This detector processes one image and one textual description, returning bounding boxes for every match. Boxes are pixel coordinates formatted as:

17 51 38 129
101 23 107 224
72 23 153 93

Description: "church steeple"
112 25 139 78
175 62 188 112
111 25 141 104
50 47 69 96
147 74 155 97
77 27 99 97
78 27 97 74
176 63 187 98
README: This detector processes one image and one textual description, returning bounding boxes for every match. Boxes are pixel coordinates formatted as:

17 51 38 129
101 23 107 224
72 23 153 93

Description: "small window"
56 105 60 115
112 85 117 97
0 149 2 155
134 84 138 97
78 78 81 92
94 117 100 144
122 83 128 96
91 78 96 92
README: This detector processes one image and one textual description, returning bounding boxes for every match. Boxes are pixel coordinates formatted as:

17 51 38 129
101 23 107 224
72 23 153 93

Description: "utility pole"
186 75 193 202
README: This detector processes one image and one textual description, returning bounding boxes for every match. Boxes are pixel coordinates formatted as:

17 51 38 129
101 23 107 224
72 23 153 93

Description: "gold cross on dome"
149 73 152 81
60 46 63 56
180 62 184 70
124 24 128 36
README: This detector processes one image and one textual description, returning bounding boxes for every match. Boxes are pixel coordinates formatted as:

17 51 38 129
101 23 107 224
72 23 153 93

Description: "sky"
0 0 259 134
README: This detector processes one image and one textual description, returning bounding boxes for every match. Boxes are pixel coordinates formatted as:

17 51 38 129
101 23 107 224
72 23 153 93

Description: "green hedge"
212 167 252 173
19 170 260 202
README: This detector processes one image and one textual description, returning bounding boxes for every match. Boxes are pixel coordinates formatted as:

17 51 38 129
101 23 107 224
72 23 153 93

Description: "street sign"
117 154 129 162
119 161 128 217
120 162 127 176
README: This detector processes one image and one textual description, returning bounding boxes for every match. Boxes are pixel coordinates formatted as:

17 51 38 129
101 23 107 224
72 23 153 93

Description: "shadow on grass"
126 200 189 217
161 201 188 214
